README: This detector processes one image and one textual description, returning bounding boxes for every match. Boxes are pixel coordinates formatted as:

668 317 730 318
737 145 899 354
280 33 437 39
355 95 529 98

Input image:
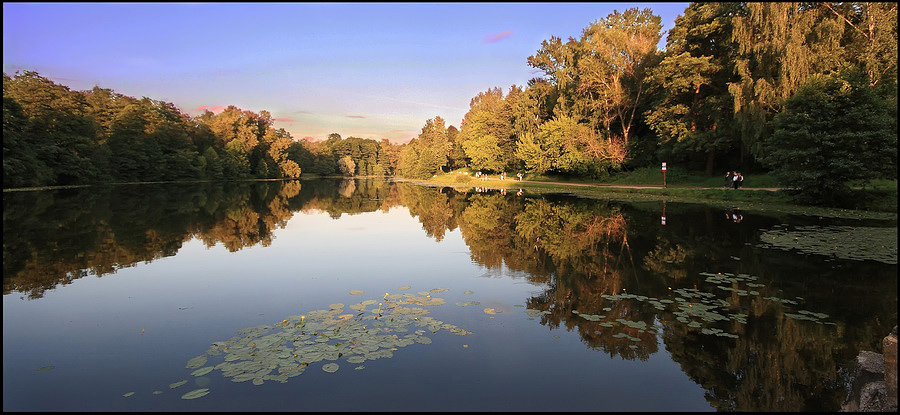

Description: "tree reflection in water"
3 179 895 411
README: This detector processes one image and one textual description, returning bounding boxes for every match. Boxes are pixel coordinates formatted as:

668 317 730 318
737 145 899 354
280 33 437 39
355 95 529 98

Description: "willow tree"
728 2 845 159
821 2 898 89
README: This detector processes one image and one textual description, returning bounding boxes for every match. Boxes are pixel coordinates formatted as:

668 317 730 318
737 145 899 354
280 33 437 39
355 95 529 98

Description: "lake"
3 178 896 411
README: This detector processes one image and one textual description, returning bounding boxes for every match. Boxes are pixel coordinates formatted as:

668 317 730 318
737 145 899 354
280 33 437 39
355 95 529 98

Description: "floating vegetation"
483 308 499 315
152 391 163 395
524 309 551 318
757 225 897 264
430 288 449 293
36 366 54 372
123 392 134 397
181 388 210 400
455 301 480 307
185 355 207 369
146 292 472 399
397 286 411 291
349 290 364 295
463 290 474 295
595 272 836 341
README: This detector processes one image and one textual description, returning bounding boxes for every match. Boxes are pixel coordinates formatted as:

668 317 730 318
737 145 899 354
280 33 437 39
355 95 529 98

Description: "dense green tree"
3 71 104 185
516 115 597 175
3 95 53 187
397 116 452 178
645 2 742 174
762 68 897 206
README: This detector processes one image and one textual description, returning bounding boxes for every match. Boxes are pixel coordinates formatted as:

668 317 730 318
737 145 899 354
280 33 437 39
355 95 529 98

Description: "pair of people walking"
725 171 744 189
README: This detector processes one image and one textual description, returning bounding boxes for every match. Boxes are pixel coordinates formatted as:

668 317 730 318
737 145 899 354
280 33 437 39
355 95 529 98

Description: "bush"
453 173 473 183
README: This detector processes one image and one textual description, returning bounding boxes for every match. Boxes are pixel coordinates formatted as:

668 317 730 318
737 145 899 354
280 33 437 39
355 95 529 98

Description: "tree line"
3 71 403 188
400 2 897 205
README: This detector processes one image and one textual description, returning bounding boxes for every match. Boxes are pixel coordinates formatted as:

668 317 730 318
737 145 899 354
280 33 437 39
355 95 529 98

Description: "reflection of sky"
2 205 711 411
2 3 688 143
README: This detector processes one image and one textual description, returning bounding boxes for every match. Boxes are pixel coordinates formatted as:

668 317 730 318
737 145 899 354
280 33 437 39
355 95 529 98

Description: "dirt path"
484 178 781 192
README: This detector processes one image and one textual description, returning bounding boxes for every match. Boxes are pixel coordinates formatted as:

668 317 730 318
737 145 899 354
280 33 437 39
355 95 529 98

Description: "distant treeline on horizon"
4 3 896 205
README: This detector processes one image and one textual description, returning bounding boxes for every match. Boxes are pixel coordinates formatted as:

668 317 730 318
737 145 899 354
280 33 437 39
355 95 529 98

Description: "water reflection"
3 179 896 411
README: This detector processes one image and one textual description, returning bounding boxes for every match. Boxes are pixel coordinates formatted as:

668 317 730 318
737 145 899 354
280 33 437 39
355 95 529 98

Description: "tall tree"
576 8 663 148
645 2 742 174
728 2 845 158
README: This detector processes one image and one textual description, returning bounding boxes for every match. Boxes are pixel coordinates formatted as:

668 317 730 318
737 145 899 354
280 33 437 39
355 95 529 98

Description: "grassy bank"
400 169 897 221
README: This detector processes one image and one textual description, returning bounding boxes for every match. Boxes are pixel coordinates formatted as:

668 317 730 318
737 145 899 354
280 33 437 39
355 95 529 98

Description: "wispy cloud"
194 105 227 113
346 115 366 119
273 117 295 122
485 30 513 43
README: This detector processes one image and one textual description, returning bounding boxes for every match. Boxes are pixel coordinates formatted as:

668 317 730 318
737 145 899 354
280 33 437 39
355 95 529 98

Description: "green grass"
603 166 781 188
403 169 897 220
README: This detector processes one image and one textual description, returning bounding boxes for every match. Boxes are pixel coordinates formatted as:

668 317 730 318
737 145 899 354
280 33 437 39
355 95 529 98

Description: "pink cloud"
301 136 316 141
346 115 366 119
210 105 226 112
485 31 513 43
273 117 295 122
195 105 208 111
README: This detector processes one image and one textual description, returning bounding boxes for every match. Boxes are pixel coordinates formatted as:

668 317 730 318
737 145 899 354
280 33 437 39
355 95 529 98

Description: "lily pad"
123 392 135 397
191 366 214 377
185 355 207 369
181 388 210 400
349 290 364 295
397 286 411 290
483 308 498 315
455 301 480 307
322 363 339 373
169 380 187 389
36 366 55 372
463 290 474 295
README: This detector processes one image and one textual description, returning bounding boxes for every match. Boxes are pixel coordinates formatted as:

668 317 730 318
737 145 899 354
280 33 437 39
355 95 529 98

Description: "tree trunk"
705 149 716 175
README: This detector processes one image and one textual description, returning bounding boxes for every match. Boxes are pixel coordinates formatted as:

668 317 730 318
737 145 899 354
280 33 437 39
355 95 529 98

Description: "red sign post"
661 162 667 188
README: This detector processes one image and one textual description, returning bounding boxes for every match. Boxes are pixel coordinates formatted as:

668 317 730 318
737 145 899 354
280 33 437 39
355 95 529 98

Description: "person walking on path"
725 171 733 188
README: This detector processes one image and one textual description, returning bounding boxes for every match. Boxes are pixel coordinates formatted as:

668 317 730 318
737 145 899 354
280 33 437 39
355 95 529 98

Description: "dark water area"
3 179 896 411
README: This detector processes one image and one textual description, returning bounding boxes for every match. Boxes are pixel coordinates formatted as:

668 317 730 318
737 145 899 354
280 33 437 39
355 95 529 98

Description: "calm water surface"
3 179 896 411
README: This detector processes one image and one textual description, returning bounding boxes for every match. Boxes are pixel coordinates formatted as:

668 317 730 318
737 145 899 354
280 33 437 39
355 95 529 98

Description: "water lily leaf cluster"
555 272 837 340
144 291 472 400
757 225 897 264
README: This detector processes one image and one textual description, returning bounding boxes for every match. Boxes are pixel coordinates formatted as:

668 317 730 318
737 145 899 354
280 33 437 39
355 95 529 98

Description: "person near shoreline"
725 171 733 188
732 172 744 189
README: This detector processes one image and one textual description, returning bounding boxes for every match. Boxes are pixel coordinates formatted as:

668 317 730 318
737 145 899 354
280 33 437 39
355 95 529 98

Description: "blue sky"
3 3 689 143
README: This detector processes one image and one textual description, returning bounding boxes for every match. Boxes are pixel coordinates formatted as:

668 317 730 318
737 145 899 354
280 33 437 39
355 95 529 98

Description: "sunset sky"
3 3 688 143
